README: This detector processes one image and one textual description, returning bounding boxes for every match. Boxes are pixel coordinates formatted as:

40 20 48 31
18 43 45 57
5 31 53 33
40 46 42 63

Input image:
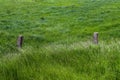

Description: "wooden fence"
17 32 99 48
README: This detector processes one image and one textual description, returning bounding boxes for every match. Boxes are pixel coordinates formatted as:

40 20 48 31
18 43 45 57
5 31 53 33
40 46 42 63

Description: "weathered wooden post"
93 32 98 44
17 35 23 48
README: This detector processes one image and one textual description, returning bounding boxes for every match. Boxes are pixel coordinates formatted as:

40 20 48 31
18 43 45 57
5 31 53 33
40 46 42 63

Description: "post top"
94 32 98 34
19 35 23 37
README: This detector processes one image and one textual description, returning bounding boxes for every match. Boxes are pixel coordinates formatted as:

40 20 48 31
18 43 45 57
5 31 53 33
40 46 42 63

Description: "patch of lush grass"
0 0 120 80
0 41 120 80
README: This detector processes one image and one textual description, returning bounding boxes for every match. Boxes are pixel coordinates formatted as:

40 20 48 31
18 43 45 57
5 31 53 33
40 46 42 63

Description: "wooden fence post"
17 35 23 48
93 32 98 44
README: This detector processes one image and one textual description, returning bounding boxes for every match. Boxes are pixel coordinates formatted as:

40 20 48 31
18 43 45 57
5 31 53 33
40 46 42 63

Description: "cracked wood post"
17 35 23 48
93 32 98 44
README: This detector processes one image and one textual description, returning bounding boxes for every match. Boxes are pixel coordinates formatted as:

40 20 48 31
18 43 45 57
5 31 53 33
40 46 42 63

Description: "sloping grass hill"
0 0 120 80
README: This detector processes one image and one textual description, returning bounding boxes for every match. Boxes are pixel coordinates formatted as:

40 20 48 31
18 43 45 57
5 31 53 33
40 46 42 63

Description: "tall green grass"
0 0 120 53
0 0 120 80
0 41 120 80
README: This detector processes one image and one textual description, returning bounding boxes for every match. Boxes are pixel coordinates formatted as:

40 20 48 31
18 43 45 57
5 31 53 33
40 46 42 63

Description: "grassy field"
0 0 120 80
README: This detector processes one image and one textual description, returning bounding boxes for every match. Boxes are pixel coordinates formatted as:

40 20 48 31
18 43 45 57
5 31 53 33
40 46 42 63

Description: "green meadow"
0 0 120 80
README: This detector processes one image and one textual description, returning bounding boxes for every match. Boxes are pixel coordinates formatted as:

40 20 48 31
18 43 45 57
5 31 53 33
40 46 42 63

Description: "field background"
0 0 120 80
